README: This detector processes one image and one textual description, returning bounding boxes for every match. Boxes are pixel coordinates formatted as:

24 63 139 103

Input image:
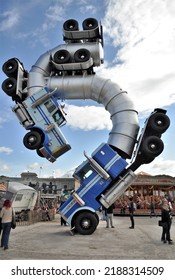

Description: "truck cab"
59 143 132 234
13 87 71 162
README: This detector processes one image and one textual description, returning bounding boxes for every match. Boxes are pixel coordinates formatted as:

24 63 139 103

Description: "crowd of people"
0 194 174 250
116 194 174 214
100 195 174 245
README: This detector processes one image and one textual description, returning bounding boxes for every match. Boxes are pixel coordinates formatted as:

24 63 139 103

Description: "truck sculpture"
2 18 170 234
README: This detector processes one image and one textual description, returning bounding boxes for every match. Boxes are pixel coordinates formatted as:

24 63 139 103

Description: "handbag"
158 220 167 227
11 209 16 229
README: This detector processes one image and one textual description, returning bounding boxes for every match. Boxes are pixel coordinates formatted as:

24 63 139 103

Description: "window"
45 100 56 113
15 194 23 201
83 169 93 179
80 164 94 180
53 110 65 126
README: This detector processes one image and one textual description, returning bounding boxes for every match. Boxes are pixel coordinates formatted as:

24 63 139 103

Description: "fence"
16 209 55 226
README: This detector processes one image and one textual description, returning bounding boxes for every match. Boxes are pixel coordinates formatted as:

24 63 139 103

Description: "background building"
1 172 175 214
0 172 75 198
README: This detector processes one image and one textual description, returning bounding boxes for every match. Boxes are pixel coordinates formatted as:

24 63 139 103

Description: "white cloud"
65 104 112 131
0 10 20 32
80 5 96 14
101 0 175 112
27 162 41 170
137 157 175 176
53 167 80 178
61 168 75 178
0 163 11 172
45 5 64 23
0 108 13 128
0 147 13 155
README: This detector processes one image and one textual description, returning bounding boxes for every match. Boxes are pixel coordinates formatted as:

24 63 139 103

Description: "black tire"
2 77 17 96
36 148 45 158
141 136 164 158
53 50 71 64
74 48 90 62
147 112 170 134
74 211 98 235
23 131 42 150
63 19 79 31
94 212 100 225
2 59 18 77
82 18 98 30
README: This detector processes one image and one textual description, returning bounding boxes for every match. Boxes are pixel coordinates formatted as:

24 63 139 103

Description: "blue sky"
0 0 175 178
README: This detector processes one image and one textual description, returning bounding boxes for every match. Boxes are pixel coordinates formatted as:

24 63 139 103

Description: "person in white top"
0 199 14 250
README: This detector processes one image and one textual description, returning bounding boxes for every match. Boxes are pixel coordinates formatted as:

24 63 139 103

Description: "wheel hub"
157 120 162 126
82 219 90 229
28 136 36 144
8 64 13 70
150 143 156 150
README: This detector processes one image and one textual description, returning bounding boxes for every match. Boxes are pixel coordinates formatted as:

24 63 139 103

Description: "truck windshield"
53 109 66 126
44 99 56 113
74 162 94 182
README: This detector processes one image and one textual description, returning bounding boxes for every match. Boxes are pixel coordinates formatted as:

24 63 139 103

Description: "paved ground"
0 214 174 260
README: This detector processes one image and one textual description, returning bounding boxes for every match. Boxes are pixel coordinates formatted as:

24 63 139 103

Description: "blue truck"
59 142 134 235
59 108 170 235
13 86 71 162
2 58 71 163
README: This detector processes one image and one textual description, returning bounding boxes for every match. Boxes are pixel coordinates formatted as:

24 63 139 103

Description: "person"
120 201 127 214
150 197 157 218
0 199 14 250
128 197 136 229
59 200 67 226
161 198 173 244
100 205 106 221
105 204 115 228
42 204 51 221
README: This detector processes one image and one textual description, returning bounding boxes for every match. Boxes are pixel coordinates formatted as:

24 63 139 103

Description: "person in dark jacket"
128 197 136 229
60 200 67 226
105 204 115 228
161 198 173 244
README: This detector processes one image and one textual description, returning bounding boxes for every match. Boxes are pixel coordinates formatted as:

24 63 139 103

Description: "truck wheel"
141 136 164 158
23 131 42 150
2 59 18 77
94 212 100 225
74 48 90 62
74 211 98 235
63 19 79 31
53 50 71 64
2 77 16 96
36 148 45 158
147 112 170 134
82 18 98 30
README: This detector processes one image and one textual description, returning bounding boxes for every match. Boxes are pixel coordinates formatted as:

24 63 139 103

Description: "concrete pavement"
0 214 174 260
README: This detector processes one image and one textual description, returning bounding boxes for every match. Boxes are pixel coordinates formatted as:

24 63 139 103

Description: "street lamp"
39 166 42 178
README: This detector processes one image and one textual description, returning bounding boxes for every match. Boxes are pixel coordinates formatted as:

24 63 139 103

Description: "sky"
0 0 175 178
